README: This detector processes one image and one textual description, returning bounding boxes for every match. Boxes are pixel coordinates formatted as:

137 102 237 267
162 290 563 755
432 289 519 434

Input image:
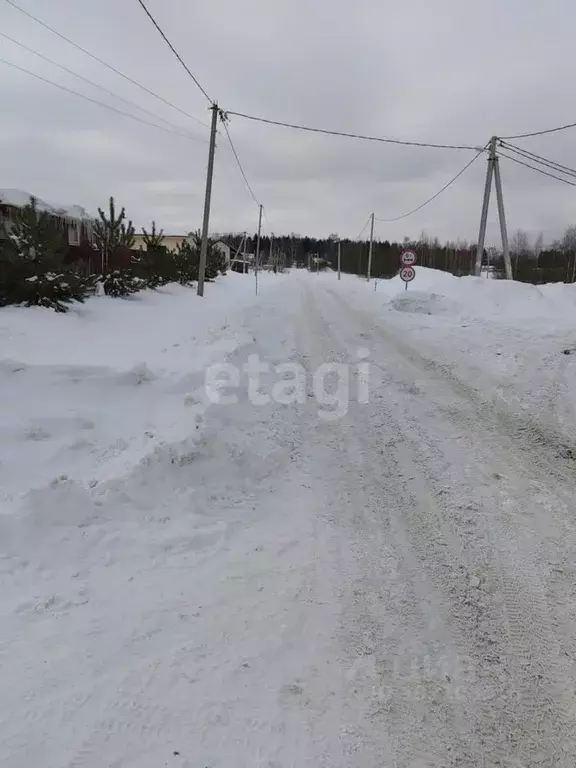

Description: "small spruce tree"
93 197 135 274
1 197 88 311
173 240 199 285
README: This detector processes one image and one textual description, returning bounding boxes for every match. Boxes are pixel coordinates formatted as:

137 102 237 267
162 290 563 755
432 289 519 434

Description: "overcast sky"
1 0 575 245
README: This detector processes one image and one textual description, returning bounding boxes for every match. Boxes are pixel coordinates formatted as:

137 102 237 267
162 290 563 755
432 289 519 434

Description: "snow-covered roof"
0 188 92 221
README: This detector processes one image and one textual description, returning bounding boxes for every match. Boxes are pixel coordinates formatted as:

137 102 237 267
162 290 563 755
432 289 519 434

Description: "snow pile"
0 188 92 220
0 274 279 509
325 268 576 444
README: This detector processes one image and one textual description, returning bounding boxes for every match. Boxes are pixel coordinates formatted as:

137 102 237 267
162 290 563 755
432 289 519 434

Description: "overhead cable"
0 31 198 135
501 120 576 140
498 151 576 188
135 0 212 104
356 216 372 240
498 141 576 179
375 145 487 223
0 57 207 142
220 117 260 206
3 0 208 127
225 110 481 151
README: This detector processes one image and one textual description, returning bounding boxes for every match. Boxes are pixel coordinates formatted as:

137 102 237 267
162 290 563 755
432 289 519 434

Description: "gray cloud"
1 0 575 246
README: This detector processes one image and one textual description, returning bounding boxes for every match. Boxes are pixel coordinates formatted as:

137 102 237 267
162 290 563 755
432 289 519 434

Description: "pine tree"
173 240 199 285
134 221 174 286
0 197 89 311
188 230 228 281
93 197 135 275
99 269 140 297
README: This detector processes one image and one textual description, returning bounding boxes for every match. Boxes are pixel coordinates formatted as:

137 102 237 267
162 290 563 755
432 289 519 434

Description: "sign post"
400 251 417 290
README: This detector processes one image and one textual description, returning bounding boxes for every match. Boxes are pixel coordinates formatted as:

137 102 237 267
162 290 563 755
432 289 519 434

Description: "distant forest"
227 226 576 284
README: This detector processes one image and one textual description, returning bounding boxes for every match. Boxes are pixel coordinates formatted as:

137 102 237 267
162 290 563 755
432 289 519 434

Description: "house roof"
0 188 92 221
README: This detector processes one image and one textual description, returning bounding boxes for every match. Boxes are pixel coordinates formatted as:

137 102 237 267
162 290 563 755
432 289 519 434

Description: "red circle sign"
400 266 416 282
401 250 417 266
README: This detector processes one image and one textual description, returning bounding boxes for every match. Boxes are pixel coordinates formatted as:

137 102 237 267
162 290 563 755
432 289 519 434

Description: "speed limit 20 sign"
400 266 416 283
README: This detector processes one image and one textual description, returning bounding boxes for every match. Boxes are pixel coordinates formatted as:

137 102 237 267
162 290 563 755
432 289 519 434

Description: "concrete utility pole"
255 204 263 296
367 213 375 280
337 240 341 280
197 103 219 297
475 136 512 280
493 151 513 280
475 137 496 277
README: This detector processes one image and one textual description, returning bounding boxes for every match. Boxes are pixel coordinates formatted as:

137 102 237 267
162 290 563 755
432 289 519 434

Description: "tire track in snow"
311 282 576 766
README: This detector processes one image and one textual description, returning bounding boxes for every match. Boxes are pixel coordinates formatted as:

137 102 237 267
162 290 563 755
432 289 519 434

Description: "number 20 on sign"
400 250 417 290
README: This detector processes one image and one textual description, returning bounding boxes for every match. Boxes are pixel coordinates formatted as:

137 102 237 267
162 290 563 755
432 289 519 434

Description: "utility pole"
493 148 513 280
367 213 375 280
475 137 496 277
337 240 341 280
475 136 512 280
243 231 247 274
255 204 263 296
197 103 219 297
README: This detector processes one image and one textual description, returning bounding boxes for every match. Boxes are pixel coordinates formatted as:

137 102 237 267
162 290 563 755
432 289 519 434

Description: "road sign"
400 250 417 266
400 266 416 283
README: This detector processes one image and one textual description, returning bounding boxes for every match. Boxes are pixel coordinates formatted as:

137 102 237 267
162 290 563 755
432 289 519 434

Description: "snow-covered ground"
2 268 576 767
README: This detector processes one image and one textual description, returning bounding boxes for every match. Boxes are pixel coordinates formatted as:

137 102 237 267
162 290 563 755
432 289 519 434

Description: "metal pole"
493 150 513 280
337 240 341 280
255 204 262 296
367 213 375 280
197 103 219 296
475 136 495 277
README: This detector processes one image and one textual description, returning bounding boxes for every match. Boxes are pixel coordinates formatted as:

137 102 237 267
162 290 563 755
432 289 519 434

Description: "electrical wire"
0 30 201 136
501 120 576 140
2 0 208 128
498 151 576 188
356 216 372 240
375 145 487 223
135 0 212 104
225 110 481 151
0 56 207 142
498 141 576 179
220 117 260 206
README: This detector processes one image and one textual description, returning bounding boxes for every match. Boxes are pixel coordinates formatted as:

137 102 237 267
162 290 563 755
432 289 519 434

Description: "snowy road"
3 273 576 767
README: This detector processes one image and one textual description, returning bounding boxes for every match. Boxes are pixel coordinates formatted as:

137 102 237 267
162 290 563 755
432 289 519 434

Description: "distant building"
132 233 192 252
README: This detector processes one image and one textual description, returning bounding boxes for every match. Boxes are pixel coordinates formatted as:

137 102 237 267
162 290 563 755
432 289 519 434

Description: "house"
0 188 94 247
133 234 232 267
132 233 193 253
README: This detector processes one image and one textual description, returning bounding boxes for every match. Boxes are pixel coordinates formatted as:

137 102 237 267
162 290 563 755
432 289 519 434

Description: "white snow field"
2 268 576 767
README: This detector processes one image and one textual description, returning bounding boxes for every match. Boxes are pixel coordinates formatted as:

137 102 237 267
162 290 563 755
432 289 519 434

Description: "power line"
2 0 208 128
501 120 576 140
498 141 576 179
135 0 212 104
356 216 372 240
375 146 487 223
225 110 481 151
220 116 260 206
0 56 207 142
498 151 576 188
0 30 200 136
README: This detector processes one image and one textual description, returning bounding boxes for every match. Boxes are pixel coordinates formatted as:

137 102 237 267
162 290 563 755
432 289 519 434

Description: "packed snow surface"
2 268 576 766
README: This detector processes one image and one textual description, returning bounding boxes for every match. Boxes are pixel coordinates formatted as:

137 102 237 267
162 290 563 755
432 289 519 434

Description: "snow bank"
0 273 282 508
322 267 576 445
